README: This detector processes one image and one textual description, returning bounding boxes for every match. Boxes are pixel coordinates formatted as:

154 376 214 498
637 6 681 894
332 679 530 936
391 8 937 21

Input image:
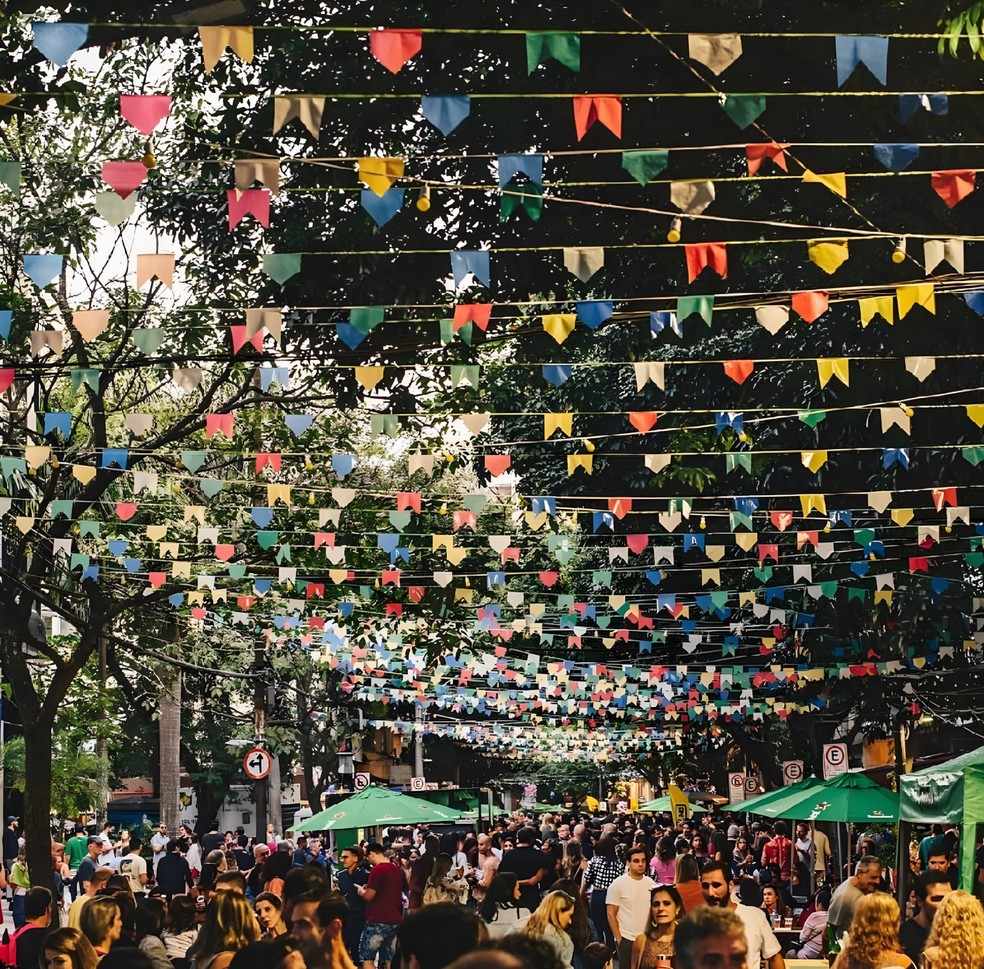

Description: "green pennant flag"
449 364 480 389
71 369 101 391
0 457 25 479
677 294 714 326
752 566 773 582
389 510 411 531
79 521 100 538
526 32 581 73
721 94 766 129
500 181 543 221
276 544 292 563
350 306 385 334
726 453 751 475
818 580 838 598
228 564 247 579
798 410 827 428
70 553 90 571
370 414 400 437
181 451 206 473
730 511 753 530
49 500 73 519
854 528 875 547
0 162 21 198
965 552 984 568
463 494 488 513
846 586 869 602
621 149 669 186
263 253 301 285
592 570 612 586
200 479 224 498
257 531 279 551
131 327 165 354
555 548 576 565
963 445 984 466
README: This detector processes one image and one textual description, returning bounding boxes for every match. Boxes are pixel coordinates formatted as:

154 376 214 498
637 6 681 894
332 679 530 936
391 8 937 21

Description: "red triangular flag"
628 411 658 433
626 534 649 555
102 161 147 199
792 290 828 323
572 96 622 140
369 29 423 73
931 169 976 207
723 359 754 384
452 303 493 332
685 242 728 282
745 142 789 176
484 454 511 477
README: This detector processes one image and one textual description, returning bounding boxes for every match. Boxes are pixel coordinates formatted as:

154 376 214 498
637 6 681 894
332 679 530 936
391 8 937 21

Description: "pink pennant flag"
230 325 265 354
369 29 423 73
102 161 147 199
0 369 13 393
227 189 270 229
120 95 172 135
205 413 235 439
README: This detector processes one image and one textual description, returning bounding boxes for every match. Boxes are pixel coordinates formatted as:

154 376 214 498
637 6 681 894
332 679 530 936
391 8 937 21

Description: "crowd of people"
0 806 981 969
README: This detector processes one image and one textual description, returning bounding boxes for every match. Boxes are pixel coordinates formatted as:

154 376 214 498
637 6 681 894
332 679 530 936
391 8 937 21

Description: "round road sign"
243 747 272 780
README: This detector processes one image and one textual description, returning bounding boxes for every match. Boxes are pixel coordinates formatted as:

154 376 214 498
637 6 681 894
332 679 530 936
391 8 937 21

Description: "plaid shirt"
583 855 624 894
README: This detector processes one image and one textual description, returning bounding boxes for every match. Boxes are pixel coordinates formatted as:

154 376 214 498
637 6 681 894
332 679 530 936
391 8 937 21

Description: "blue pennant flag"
43 412 72 437
251 508 274 528
0 310 10 341
883 447 910 470
332 453 355 478
360 187 404 227
715 412 743 435
336 321 369 350
650 311 681 338
101 448 128 470
450 250 490 288
592 511 615 532
734 496 759 516
421 95 471 136
872 143 919 172
531 496 556 516
835 35 888 87
577 300 614 330
899 93 947 123
497 154 544 187
964 291 984 316
542 364 572 386
285 414 314 436
32 22 88 66
23 254 64 288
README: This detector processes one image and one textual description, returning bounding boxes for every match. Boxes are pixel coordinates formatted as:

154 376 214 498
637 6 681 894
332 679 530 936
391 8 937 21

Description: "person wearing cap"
75 837 104 897
67 864 113 928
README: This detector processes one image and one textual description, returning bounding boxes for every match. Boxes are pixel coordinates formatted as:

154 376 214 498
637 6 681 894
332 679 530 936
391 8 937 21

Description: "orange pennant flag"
484 454 511 477
685 243 727 282
723 359 754 384
628 411 659 433
369 29 423 73
572 95 622 140
452 303 492 332
932 169 976 208
745 142 789 176
791 290 828 323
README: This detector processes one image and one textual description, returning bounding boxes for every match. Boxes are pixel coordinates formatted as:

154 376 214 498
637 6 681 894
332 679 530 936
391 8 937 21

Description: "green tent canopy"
900 745 984 890
295 785 463 832
730 777 826 816
755 771 898 824
638 795 708 814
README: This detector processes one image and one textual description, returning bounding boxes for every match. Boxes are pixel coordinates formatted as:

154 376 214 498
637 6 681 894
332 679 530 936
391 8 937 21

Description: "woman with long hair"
10 845 29 927
524 890 576 969
674 854 704 913
253 892 287 938
161 894 198 965
631 885 683 969
552 877 594 966
689 835 709 869
582 836 623 948
562 842 587 889
186 892 260 969
480 871 532 938
731 837 753 880
42 927 100 969
79 897 123 959
831 893 912 969
197 850 227 898
921 890 984 969
134 898 173 969
260 848 292 897
761 885 792 925
423 852 469 905
650 837 676 885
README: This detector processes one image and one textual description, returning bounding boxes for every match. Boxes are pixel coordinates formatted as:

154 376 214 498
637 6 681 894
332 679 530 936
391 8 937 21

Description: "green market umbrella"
639 795 708 814
733 777 826 815
295 785 463 832
756 771 899 824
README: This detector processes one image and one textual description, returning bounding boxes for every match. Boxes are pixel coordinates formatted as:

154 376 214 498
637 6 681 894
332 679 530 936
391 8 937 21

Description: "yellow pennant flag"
858 296 894 327
896 283 935 319
801 450 828 472
807 239 849 274
967 404 984 428
802 170 847 198
358 157 405 197
735 532 758 551
817 358 849 388
874 590 893 606
891 508 914 526
354 365 385 391
542 314 576 344
544 413 573 439
701 568 721 586
567 454 593 475
24 445 50 469
800 494 827 517
199 26 254 73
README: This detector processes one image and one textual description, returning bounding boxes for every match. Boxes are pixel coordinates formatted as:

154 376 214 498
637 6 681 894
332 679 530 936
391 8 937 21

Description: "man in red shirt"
356 843 404 968
761 821 794 883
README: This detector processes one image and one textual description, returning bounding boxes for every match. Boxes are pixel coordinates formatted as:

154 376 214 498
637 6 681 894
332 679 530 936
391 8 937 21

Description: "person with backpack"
0 886 52 968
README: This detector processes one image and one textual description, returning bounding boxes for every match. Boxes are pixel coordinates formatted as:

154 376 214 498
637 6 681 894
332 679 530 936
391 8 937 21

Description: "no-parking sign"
783 760 804 785
354 772 371 791
728 772 746 804
822 743 849 779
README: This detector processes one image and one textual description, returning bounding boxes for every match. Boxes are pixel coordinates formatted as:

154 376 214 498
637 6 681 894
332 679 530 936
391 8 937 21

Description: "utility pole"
414 707 424 778
96 636 109 825
253 637 267 842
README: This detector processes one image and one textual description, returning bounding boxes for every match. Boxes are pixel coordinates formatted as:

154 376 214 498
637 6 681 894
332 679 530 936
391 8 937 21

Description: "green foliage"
940 2 984 58
2 734 101 818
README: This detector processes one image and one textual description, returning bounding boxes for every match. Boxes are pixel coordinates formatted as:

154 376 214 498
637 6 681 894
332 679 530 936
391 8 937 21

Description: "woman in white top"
524 890 576 969
480 872 533 938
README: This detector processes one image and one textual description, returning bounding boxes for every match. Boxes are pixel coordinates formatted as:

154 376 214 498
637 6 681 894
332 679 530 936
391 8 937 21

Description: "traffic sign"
744 774 759 796
728 772 746 804
410 776 425 792
354 772 371 791
243 747 272 780
822 743 849 779
783 760 804 785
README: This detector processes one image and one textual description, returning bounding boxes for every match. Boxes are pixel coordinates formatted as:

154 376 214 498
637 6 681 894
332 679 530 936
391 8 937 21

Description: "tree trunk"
267 754 282 835
22 719 55 896
159 668 181 830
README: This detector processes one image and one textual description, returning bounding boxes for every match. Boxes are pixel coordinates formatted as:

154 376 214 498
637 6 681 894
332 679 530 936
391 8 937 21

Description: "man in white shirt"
700 860 785 969
606 846 655 969
150 821 170 875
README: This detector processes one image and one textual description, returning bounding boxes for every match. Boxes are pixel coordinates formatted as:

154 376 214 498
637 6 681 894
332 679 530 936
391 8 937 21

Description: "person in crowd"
471 835 501 909
78 896 123 959
423 853 469 905
689 835 709 870
246 845 271 900
673 854 704 913
109 891 137 948
673 906 747 969
650 838 676 886
498 828 551 914
551 877 593 968
524 890 575 968
831 892 912 969
356 842 404 969
263 848 293 897
0 885 51 969
827 855 884 947
920 890 984 969
899 871 952 965
255 892 287 938
582 837 622 948
186 891 261 969
157 841 195 898
795 888 829 960
408 836 440 912
493 931 569 969
335 845 369 961
761 885 791 926
699 861 783 969
562 842 586 890
199 849 229 898
630 884 683 969
41 927 100 969
135 898 173 969
927 846 959 890
162 893 199 965
150 823 170 877
480 872 532 938
396 902 487 969
606 846 655 969
8 846 29 927
68 865 113 929
761 823 794 887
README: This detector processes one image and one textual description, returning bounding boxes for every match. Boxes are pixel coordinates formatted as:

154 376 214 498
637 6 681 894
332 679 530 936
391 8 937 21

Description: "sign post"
728 772 746 805
782 760 805 785
822 743 849 780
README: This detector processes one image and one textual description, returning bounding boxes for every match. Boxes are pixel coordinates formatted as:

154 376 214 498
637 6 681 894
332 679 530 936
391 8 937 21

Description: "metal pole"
254 638 267 842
